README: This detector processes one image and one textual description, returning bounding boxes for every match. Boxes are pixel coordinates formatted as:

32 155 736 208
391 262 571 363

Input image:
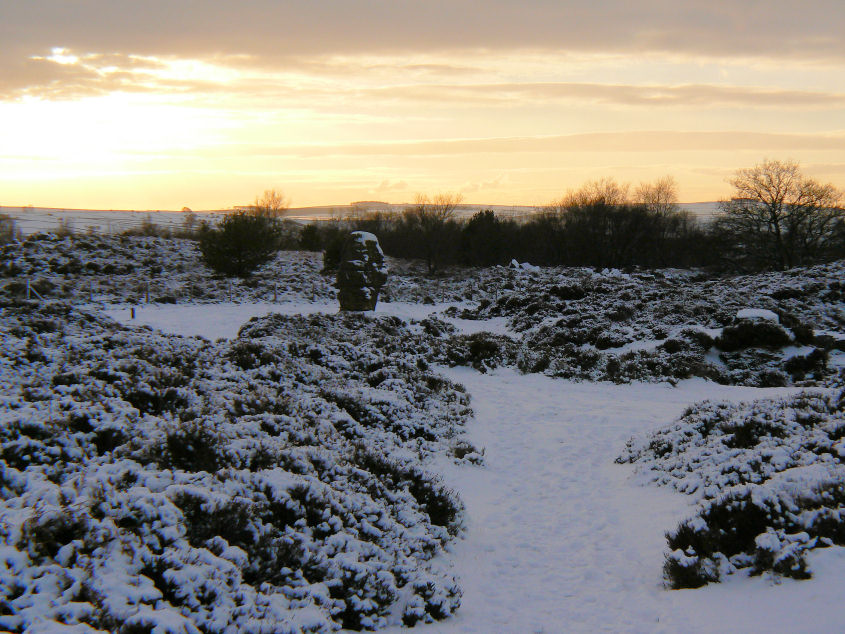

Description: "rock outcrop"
336 231 388 311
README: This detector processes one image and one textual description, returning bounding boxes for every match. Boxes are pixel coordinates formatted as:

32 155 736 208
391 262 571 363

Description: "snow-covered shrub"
620 389 845 586
461 261 844 387
784 349 829 381
443 333 517 373
0 301 475 631
664 482 844 588
0 233 338 305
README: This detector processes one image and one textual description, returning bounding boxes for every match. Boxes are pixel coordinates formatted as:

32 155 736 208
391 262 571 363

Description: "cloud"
375 179 408 192
361 82 845 109
0 51 176 99
2 1 844 68
461 175 506 194
212 131 845 159
8 48 844 115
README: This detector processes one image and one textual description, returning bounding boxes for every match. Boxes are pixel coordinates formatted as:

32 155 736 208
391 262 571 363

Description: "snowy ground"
104 302 511 341
119 302 845 633
408 369 845 634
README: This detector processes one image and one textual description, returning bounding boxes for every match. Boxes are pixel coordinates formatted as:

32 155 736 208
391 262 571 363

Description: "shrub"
548 283 586 300
322 233 346 273
122 215 171 238
665 482 845 588
715 319 792 351
784 348 828 380
163 420 224 472
757 369 789 387
19 506 88 560
226 340 277 370
299 223 322 251
199 211 284 277
443 332 513 372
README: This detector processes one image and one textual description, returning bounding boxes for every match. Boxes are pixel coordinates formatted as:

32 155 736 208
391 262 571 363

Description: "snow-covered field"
1 234 844 632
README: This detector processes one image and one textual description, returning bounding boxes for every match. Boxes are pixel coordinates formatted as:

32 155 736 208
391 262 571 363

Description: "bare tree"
180 210 198 237
254 188 289 218
404 192 463 273
634 176 679 216
716 159 843 269
556 177 630 210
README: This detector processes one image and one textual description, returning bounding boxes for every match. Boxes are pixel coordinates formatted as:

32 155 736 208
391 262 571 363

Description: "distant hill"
0 202 723 236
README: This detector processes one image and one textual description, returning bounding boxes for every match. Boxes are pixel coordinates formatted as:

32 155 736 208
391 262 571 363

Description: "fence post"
145 282 150 304
131 307 135 319
25 280 44 301
273 282 277 302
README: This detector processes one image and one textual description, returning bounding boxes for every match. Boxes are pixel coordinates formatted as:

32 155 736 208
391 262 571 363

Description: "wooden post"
273 282 277 302
145 282 150 304
26 279 30 300
131 307 135 319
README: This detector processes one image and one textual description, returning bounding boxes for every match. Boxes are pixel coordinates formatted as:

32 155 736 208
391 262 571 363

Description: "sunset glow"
3 2 844 209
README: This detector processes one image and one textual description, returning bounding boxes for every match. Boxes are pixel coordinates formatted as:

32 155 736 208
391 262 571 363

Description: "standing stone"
336 231 388 311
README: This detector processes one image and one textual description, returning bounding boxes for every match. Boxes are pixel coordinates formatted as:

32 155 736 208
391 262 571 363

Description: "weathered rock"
336 231 388 311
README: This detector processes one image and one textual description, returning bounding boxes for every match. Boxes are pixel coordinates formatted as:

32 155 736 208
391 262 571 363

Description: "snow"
351 231 380 247
736 308 780 322
103 302 514 340
508 259 540 272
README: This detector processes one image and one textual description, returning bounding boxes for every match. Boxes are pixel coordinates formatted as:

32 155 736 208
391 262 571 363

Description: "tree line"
89 162 841 277
300 162 844 274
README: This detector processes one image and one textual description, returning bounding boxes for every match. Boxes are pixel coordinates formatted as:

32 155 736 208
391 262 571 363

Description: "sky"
2 1 844 210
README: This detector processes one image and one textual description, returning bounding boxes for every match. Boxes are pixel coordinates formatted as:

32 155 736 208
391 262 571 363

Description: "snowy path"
390 368 845 634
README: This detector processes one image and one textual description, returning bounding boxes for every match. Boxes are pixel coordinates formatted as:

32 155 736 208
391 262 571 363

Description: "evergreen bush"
199 211 284 277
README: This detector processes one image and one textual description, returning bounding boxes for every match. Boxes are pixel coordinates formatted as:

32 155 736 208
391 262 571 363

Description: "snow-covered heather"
4 234 843 380
459 262 845 387
0 302 480 631
2 234 845 631
620 388 845 589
